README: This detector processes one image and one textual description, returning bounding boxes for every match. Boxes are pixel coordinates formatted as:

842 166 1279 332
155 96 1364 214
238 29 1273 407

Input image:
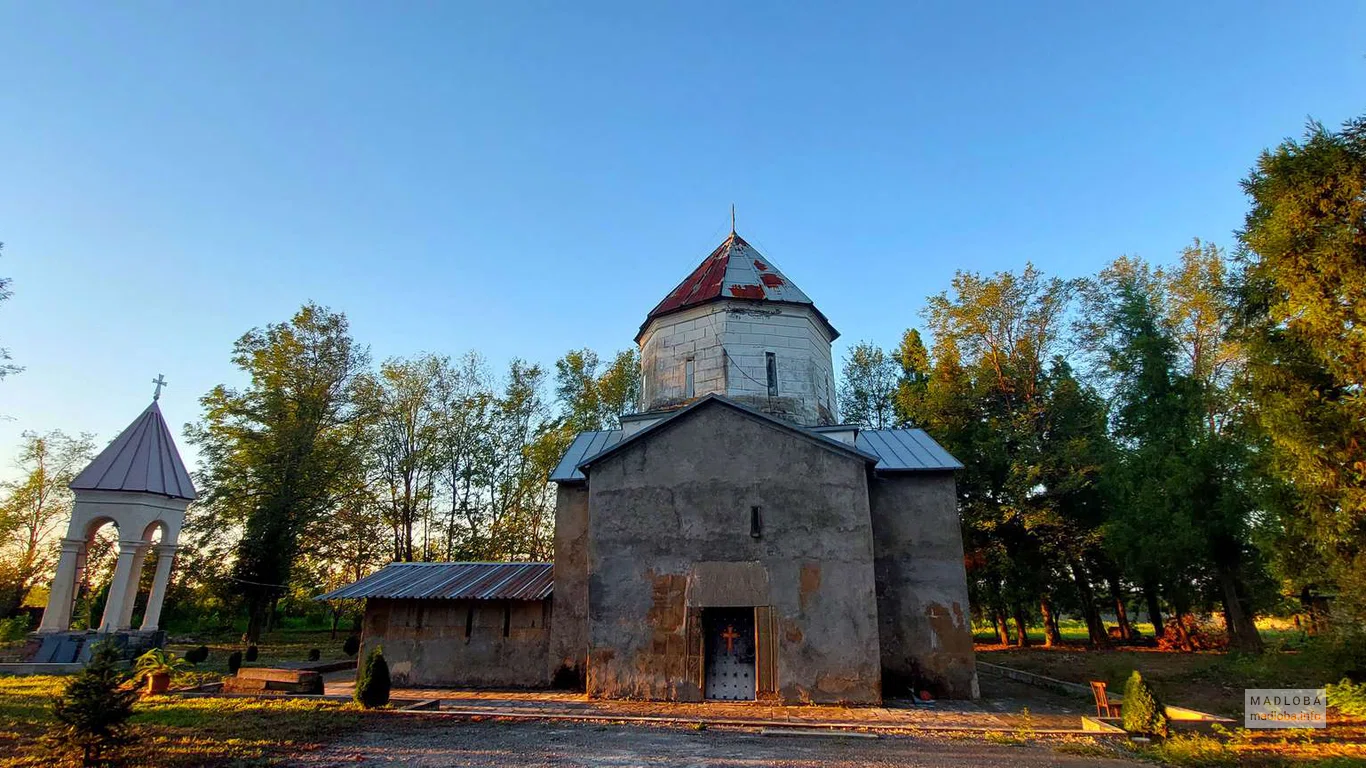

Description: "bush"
0 615 31 641
308 648 321 661
227 650 243 675
244 644 259 662
184 645 209 665
51 641 139 766
343 635 360 657
1327 678 1366 718
354 646 390 709
1122 670 1170 738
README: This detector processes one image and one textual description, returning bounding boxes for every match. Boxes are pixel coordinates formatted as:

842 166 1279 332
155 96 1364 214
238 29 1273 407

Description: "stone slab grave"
223 667 324 695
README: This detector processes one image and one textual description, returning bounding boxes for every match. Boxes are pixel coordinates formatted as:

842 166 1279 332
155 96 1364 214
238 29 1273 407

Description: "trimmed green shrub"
227 650 243 675
184 645 209 665
343 635 360 657
51 641 138 766
244 644 259 662
1122 670 1170 738
307 648 321 661
354 646 391 709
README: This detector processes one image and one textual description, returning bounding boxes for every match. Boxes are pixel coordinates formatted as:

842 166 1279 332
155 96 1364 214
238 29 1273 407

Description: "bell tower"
635 232 839 426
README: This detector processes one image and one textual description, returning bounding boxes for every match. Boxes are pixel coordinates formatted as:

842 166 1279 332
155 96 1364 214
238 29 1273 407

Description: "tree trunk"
1217 566 1264 653
245 598 268 644
994 609 1012 645
1143 581 1165 640
1105 572 1133 641
1013 606 1032 647
1069 559 1109 648
1040 596 1062 647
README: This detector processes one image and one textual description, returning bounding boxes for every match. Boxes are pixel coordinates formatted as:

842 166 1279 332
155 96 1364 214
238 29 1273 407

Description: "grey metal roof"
549 429 623 482
70 401 197 500
316 562 553 601
856 429 963 472
550 401 962 483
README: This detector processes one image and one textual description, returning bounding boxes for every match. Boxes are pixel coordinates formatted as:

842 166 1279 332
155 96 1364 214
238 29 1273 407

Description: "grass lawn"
0 675 362 767
976 617 1338 718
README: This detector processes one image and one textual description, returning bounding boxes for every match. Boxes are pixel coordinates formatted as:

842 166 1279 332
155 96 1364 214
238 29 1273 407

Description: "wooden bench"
222 668 324 695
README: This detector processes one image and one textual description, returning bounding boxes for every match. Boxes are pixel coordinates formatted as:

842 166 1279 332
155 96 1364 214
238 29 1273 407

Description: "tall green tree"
892 329 932 427
1236 115 1366 622
838 341 899 428
188 303 369 642
433 352 496 560
554 348 640 432
922 265 1109 646
1081 253 1266 651
357 354 448 561
0 430 95 617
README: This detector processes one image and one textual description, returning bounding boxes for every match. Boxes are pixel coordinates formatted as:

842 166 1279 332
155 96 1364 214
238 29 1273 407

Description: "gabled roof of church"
550 398 963 483
572 394 877 478
638 232 838 342
70 401 197 501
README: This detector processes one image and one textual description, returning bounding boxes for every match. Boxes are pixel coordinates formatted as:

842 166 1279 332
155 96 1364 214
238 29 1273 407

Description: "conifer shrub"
227 650 243 675
244 644 259 662
1122 670 1170 738
308 648 321 661
354 646 390 709
343 635 360 657
51 641 139 766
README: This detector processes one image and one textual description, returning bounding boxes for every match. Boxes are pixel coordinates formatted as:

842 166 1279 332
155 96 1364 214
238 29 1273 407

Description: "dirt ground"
293 718 1137 767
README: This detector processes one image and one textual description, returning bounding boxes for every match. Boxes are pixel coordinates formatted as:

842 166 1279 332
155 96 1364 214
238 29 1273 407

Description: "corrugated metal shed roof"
316 562 553 601
638 232 837 342
70 401 197 500
549 429 623 482
856 429 964 471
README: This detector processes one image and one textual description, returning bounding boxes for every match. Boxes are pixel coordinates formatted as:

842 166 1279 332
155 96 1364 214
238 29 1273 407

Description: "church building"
327 230 977 703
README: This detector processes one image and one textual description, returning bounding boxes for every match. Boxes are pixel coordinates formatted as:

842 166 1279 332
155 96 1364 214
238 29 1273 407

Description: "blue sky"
1 1 1362 473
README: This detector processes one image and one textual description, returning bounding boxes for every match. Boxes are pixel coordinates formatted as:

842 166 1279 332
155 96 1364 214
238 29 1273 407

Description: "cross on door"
721 624 740 654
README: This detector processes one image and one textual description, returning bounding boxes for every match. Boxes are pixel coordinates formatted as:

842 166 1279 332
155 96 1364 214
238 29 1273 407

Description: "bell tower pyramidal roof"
637 232 837 343
69 399 197 500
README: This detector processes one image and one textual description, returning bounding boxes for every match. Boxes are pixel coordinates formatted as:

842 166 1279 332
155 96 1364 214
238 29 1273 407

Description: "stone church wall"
360 598 551 689
584 403 882 704
868 473 978 699
548 483 589 686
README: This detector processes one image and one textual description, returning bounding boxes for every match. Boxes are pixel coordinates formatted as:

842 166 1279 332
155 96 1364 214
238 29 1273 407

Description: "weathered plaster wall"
548 483 589 686
638 301 837 426
868 473 978 699
718 303 837 426
361 598 551 688
584 403 881 704
639 303 728 412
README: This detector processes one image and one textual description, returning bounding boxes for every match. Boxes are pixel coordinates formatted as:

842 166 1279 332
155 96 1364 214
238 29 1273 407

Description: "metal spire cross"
152 374 167 401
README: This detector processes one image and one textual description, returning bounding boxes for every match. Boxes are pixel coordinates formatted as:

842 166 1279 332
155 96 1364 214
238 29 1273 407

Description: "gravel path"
292 718 1136 767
